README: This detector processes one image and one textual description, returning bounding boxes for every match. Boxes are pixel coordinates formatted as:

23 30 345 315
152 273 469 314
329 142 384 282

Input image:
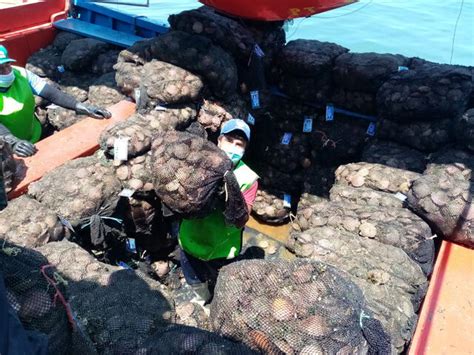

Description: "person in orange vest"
0 45 111 157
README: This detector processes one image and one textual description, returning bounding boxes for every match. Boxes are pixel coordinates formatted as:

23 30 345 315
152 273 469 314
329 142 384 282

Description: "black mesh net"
210 259 391 354
0 140 16 194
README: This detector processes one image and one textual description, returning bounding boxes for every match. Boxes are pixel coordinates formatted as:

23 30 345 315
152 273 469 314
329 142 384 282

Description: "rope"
40 264 76 330
450 0 465 64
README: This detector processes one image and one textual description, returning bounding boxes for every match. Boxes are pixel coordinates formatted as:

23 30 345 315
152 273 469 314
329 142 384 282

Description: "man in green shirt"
179 119 259 304
0 45 111 157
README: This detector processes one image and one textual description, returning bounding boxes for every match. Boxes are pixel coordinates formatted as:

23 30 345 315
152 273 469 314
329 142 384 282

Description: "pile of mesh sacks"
2 4 473 354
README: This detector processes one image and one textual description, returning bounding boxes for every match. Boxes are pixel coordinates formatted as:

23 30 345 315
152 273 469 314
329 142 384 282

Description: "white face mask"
0 70 15 88
219 141 245 164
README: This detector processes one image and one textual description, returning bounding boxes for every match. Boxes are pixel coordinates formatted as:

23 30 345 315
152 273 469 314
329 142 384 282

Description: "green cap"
0 45 16 65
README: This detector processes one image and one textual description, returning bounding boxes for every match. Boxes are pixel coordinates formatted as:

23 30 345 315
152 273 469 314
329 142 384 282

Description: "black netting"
36 241 175 354
135 324 256 354
61 38 111 72
361 140 427 173
0 140 16 194
91 49 120 75
377 64 472 122
26 45 62 78
88 72 125 108
210 259 391 354
151 131 247 225
455 108 474 152
288 227 427 352
0 242 88 354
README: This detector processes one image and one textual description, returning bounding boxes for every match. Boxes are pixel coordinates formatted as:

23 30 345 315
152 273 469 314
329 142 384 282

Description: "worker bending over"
0 45 111 157
179 119 259 304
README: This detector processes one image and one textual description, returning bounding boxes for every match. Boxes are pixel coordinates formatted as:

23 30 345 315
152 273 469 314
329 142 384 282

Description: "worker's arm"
26 70 111 119
234 180 259 228
0 124 37 157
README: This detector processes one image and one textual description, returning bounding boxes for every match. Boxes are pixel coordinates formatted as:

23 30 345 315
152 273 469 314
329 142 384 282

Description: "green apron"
179 160 259 261
0 67 41 143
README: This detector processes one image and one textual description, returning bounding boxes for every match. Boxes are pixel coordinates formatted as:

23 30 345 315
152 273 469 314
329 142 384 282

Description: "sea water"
102 0 473 66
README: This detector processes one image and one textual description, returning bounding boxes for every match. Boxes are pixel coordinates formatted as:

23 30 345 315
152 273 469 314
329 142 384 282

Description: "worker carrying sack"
150 131 247 226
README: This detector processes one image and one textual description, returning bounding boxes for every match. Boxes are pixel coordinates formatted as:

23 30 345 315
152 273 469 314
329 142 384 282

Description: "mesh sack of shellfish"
263 132 311 173
292 196 435 275
275 39 348 102
329 185 405 209
197 95 248 132
301 165 337 198
361 140 427 173
210 258 391 354
407 171 473 248
254 163 304 195
151 131 247 225
267 100 319 133
169 6 260 64
376 64 472 122
0 195 67 248
330 88 377 115
454 108 474 152
91 49 120 75
137 31 238 99
139 60 203 105
37 241 175 354
308 119 368 166
135 324 255 355
113 152 155 191
287 227 427 353
47 105 87 131
173 300 211 331
61 38 111 72
333 52 408 92
251 189 291 225
245 20 286 70
28 156 122 247
377 117 454 152
26 45 62 78
0 242 75 354
424 147 473 181
114 61 146 98
88 72 125 108
52 31 83 51
100 106 197 158
335 162 421 194
1 140 16 194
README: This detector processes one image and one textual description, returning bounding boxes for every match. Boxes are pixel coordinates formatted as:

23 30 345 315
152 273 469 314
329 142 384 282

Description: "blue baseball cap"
0 45 15 65
220 119 251 141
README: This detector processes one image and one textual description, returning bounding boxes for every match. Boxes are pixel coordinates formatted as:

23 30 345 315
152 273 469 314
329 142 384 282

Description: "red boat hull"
199 0 357 21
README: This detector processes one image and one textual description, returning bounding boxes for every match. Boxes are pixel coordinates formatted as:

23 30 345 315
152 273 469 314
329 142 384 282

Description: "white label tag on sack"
303 116 313 132
126 238 137 253
247 113 256 125
155 105 167 111
398 66 409 72
281 132 292 145
114 137 129 161
119 188 135 198
366 122 376 136
283 194 291 208
394 192 407 202
134 88 141 103
250 90 261 109
254 44 265 58
325 104 334 121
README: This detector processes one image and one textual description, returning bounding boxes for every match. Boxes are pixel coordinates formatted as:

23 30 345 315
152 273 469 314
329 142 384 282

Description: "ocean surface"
102 0 473 66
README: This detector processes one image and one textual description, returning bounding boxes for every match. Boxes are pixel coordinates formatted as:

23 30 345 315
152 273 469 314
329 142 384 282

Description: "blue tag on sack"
118 261 133 270
281 133 292 145
57 65 65 73
366 122 376 136
283 194 291 208
254 44 265 58
303 116 313 132
126 238 137 253
398 66 409 72
250 91 261 109
247 113 256 125
325 104 334 121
